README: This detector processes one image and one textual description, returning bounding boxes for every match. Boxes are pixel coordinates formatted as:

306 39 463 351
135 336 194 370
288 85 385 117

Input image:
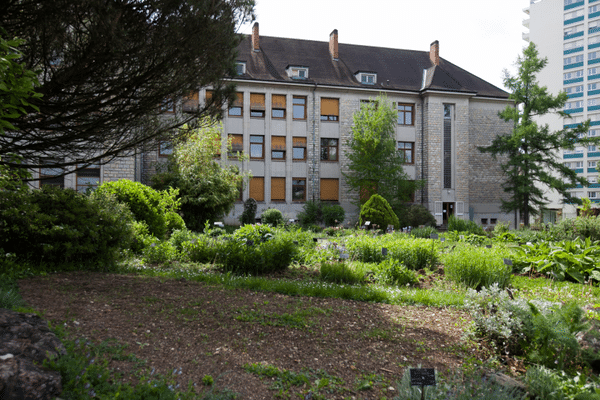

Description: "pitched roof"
236 35 509 99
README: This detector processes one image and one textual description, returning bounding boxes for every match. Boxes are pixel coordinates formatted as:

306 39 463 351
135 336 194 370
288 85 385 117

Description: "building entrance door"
442 202 454 225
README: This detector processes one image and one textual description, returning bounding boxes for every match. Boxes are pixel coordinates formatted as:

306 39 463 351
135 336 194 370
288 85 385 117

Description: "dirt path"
19 271 481 399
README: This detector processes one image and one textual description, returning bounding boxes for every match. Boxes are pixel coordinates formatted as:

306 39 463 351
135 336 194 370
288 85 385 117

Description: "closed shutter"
250 93 265 110
249 177 264 202
183 91 199 112
272 94 286 109
271 136 286 151
320 178 339 201
456 201 464 216
205 90 213 102
321 98 339 117
233 92 243 107
229 134 243 153
293 137 307 147
271 177 285 201
434 201 443 226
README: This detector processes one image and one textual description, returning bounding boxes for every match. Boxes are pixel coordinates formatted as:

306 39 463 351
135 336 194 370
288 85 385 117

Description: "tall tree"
343 95 417 208
0 0 254 173
479 43 597 226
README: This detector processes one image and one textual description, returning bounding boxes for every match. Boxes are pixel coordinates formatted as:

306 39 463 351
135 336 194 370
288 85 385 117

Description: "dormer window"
236 62 246 75
356 72 377 85
286 65 309 80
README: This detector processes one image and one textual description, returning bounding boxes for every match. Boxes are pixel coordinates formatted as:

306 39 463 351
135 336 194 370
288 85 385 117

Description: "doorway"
442 202 454 225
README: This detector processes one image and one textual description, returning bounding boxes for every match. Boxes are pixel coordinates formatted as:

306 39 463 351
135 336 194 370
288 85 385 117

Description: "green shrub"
233 224 275 243
359 194 399 230
0 186 135 268
261 208 284 226
240 198 257 225
373 259 418 286
321 203 345 226
165 211 186 233
448 215 485 235
320 261 365 284
345 235 437 270
297 200 321 226
168 229 200 253
217 233 297 274
181 236 219 264
411 226 437 239
396 204 436 228
96 180 178 238
443 245 512 289
550 216 600 242
142 239 179 264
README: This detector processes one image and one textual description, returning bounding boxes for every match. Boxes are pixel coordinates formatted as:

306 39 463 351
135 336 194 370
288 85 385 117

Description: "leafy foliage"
321 203 345 227
478 43 596 226
447 215 485 235
261 208 284 226
345 234 437 270
443 245 512 289
240 198 258 225
343 95 418 208
396 204 436 228
297 200 345 227
359 194 399 230
0 0 254 172
97 179 179 238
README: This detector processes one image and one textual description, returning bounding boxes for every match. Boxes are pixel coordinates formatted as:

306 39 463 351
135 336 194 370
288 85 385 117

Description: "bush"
359 194 399 230
0 186 135 268
550 216 600 242
411 226 437 239
233 224 275 244
320 261 365 284
240 198 258 225
373 259 418 286
165 211 186 233
321 204 345 226
345 235 438 270
261 208 284 226
448 215 485 235
396 204 436 228
297 200 321 226
443 245 512 289
181 236 219 264
141 239 179 264
96 180 179 238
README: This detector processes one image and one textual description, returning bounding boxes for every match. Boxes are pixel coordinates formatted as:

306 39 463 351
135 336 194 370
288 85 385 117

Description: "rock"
0 308 65 400
488 372 527 395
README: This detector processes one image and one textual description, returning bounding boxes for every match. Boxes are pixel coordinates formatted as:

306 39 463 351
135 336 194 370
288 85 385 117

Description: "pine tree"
479 43 597 226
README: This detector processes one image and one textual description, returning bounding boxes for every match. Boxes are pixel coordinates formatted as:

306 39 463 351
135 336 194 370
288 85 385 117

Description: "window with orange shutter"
320 178 339 202
249 177 264 202
272 94 286 119
271 177 285 202
228 134 243 158
229 92 243 117
271 136 286 160
183 91 199 113
320 98 339 121
293 137 307 160
250 93 265 118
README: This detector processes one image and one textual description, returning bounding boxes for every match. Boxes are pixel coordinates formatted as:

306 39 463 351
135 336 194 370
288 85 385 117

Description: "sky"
238 0 531 92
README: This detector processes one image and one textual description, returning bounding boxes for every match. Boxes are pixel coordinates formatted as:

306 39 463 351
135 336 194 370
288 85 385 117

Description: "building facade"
36 23 515 227
524 0 600 220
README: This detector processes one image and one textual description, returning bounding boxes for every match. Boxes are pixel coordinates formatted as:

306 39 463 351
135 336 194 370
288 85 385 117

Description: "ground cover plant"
3 208 600 399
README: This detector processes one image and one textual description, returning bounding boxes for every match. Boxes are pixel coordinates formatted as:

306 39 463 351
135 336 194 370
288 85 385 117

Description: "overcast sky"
238 0 530 92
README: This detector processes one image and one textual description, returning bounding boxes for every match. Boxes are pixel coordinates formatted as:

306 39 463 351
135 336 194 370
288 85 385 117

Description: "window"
182 91 199 113
357 72 376 84
566 85 584 94
398 142 414 164
564 162 571 168
249 177 264 202
159 140 173 157
590 52 600 62
590 98 600 107
591 5 600 13
288 66 308 79
293 96 307 120
590 161 597 168
320 178 339 202
320 98 339 121
565 9 584 20
271 136 286 160
491 218 497 225
564 54 584 65
565 100 583 109
271 177 285 202
159 98 174 113
481 218 488 225
576 146 585 153
250 135 264 159
292 137 307 160
272 94 286 119
76 164 100 193
565 0 577 7
589 83 599 91
565 24 584 36
443 104 453 189
591 113 600 122
591 129 599 137
320 138 339 161
39 162 64 188
590 176 598 184
236 62 246 75
590 191 598 198
397 104 414 125
575 161 584 168
564 39 583 50
589 67 600 76
590 36 600 46
250 93 265 118
228 134 243 158
228 92 243 117
564 70 584 80
292 178 306 201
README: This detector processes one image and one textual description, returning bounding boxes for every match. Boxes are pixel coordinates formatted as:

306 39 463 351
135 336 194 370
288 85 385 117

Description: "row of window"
248 177 339 202
564 160 599 168
39 164 101 192
564 36 600 50
564 5 600 21
565 97 600 108
161 136 416 165
564 52 600 66
563 66 600 80
564 144 599 154
564 82 600 93
564 20 600 37
172 92 415 126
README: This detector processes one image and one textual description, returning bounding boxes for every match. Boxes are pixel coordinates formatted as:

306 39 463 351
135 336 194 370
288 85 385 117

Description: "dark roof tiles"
236 34 508 99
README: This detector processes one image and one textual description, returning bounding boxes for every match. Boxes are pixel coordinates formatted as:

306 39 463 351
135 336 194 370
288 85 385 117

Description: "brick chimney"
329 29 338 60
252 22 260 52
430 40 439 66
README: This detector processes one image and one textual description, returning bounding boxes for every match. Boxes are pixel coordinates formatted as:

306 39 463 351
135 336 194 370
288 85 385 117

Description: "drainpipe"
420 96 425 205
311 83 318 201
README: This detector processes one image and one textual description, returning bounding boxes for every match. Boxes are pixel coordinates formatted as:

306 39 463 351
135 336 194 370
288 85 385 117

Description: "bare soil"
19 271 488 399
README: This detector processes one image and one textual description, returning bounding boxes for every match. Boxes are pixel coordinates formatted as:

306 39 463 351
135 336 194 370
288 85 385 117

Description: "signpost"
410 368 436 400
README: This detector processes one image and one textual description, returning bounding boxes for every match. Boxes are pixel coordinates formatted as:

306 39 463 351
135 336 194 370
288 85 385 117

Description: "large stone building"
37 23 515 227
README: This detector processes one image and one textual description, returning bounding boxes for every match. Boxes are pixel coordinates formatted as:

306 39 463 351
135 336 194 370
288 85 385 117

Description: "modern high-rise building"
524 0 600 220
